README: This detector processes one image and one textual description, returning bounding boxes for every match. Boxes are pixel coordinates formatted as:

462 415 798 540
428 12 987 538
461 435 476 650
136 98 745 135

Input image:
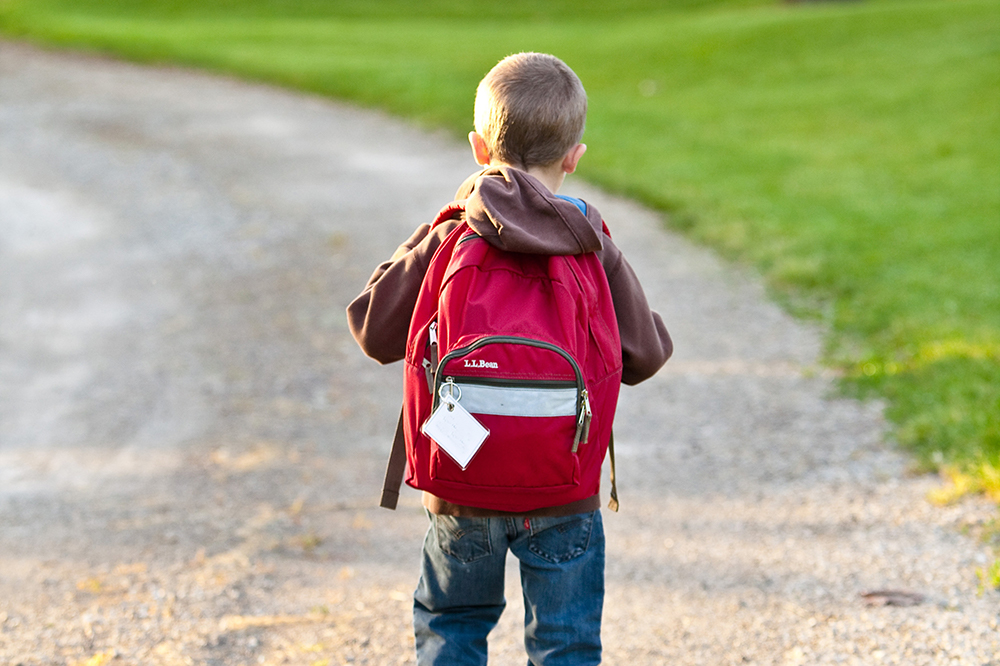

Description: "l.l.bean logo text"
464 359 499 369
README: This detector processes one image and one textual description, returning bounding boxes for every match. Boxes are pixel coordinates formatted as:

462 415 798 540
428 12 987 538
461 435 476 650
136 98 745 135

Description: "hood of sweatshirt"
461 167 605 255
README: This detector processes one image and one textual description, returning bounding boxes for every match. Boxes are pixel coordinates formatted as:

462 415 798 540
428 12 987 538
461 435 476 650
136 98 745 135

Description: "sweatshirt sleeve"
346 222 453 364
601 236 673 385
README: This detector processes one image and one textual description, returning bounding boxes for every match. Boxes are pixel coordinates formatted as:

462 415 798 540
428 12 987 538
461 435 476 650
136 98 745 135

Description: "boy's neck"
491 162 565 194
525 164 567 194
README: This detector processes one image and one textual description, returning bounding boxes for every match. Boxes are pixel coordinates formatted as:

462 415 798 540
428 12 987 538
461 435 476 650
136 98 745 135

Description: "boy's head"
472 52 587 171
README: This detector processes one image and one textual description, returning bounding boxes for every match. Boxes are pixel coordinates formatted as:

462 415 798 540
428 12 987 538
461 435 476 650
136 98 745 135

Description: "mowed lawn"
2 0 998 497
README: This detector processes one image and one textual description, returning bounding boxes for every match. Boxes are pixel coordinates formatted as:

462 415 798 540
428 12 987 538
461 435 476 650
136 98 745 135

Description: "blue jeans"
413 510 604 666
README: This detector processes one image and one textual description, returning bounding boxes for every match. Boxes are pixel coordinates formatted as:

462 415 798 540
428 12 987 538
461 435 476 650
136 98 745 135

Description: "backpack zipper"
450 376 577 389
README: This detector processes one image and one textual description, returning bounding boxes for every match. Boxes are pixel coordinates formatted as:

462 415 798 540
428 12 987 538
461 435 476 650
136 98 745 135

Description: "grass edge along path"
0 1 997 511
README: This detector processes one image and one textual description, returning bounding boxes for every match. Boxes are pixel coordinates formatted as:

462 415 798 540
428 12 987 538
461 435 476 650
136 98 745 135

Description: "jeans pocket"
432 514 493 564
527 512 596 564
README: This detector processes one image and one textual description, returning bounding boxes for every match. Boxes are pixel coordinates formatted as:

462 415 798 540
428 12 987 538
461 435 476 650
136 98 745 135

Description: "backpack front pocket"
426 337 588 493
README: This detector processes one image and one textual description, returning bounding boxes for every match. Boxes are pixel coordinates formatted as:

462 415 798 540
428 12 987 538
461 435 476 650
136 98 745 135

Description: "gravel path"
1 40 996 666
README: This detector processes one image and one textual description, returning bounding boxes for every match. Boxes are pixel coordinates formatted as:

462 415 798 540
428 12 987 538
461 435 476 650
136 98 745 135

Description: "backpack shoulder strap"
380 407 407 509
607 430 619 512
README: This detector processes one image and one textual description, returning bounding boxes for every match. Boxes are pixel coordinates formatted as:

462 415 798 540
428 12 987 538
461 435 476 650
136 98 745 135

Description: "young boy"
347 52 672 666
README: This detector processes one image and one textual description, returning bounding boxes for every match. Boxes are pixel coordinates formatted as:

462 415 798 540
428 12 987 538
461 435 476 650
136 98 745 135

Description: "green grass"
2 0 998 498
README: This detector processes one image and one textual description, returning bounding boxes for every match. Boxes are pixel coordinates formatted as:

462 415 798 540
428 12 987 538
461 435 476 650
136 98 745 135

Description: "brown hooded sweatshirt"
347 167 672 516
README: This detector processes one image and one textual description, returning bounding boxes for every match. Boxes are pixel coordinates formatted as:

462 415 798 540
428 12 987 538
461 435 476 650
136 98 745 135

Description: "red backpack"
380 201 623 513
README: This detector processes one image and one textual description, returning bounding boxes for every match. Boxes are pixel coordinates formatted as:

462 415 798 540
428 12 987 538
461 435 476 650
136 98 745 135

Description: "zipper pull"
429 321 439 372
422 358 434 394
572 389 592 453
424 321 439 394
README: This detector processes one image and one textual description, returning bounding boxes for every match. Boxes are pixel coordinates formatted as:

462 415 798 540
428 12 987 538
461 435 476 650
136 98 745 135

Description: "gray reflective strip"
455 383 577 417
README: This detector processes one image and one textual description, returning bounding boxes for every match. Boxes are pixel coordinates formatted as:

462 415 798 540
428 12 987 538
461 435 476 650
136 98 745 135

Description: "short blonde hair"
474 52 587 169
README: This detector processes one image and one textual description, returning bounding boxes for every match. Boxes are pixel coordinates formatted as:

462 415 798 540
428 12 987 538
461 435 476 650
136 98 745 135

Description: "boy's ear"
469 132 492 166
561 143 587 175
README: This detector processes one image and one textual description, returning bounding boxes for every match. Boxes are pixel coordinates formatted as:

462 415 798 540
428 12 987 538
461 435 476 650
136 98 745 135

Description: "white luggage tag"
421 380 490 470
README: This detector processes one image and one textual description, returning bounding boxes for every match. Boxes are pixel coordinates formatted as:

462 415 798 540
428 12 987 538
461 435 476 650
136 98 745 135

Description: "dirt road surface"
1 40 997 665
